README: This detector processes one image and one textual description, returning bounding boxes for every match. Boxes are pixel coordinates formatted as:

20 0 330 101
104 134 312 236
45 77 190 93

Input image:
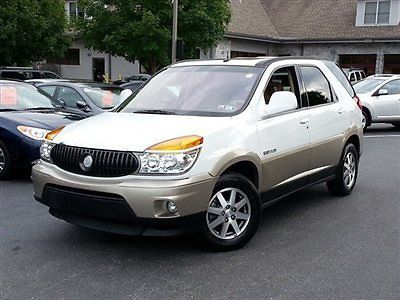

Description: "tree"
77 0 231 74
0 0 71 66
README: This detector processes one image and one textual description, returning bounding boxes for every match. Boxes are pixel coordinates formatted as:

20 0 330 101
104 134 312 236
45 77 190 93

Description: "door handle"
300 118 309 125
337 107 345 114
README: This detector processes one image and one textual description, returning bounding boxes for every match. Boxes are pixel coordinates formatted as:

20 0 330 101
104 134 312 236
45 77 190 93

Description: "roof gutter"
225 32 400 44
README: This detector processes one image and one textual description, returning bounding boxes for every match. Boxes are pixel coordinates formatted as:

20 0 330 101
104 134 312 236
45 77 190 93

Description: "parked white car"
354 75 400 130
32 57 363 251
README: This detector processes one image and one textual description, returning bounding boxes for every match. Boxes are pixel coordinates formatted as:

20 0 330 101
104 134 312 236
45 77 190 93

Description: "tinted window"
350 73 356 82
300 66 332 107
43 72 60 79
23 71 41 79
1 71 25 80
264 66 300 106
381 80 400 95
324 62 355 97
355 72 361 81
39 85 57 97
58 86 84 108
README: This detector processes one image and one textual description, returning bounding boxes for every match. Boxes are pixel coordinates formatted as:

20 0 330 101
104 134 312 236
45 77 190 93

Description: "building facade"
45 0 139 81
203 0 400 75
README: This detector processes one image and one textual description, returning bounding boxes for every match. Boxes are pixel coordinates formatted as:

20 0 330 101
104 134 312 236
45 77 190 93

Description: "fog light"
167 201 178 214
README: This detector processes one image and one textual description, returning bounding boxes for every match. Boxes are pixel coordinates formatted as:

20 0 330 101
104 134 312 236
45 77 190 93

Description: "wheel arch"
345 134 361 156
362 106 372 126
211 155 261 190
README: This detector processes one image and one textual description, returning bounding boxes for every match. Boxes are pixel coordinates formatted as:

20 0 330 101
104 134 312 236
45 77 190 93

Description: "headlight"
40 140 55 163
138 135 203 175
17 126 50 140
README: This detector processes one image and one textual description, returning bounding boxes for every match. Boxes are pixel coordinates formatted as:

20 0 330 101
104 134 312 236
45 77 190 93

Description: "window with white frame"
364 1 391 24
66 1 84 19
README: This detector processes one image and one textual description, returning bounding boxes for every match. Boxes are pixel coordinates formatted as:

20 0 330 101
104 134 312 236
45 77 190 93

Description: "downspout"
108 53 112 82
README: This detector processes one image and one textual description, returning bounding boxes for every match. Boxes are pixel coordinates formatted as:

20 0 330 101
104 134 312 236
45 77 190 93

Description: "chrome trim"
272 165 334 188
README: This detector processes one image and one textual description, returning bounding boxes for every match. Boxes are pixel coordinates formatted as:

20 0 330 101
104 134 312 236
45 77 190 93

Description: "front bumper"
32 162 217 236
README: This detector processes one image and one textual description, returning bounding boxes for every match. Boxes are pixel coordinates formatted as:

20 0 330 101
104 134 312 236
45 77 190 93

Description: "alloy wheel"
206 187 251 240
343 152 356 189
0 146 5 173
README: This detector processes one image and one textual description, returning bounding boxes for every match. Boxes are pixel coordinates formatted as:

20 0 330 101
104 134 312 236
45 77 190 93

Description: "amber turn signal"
148 135 203 151
45 126 65 141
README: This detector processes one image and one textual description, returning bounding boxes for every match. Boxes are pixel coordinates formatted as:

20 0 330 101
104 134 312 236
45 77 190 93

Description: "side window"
264 66 300 106
349 73 356 82
0 71 25 80
355 72 361 81
44 72 59 79
39 86 57 97
300 66 332 107
381 80 400 95
58 87 85 108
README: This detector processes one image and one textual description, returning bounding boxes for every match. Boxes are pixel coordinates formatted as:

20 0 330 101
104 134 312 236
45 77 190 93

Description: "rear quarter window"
324 61 355 98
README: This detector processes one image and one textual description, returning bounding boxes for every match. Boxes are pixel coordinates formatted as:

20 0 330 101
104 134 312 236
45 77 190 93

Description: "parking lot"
1 124 399 299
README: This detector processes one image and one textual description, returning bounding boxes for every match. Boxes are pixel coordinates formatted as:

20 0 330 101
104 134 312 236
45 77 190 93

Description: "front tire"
391 122 400 130
0 140 12 180
200 173 261 251
327 143 359 196
362 109 370 131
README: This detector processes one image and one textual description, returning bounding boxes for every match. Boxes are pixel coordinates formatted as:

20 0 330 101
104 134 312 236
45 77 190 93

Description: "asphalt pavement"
1 124 399 299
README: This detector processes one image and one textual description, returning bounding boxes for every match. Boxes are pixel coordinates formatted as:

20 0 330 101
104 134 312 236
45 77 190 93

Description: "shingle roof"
227 0 279 38
228 0 400 41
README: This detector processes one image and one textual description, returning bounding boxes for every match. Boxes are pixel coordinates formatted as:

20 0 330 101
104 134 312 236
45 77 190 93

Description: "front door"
257 65 311 198
373 79 400 120
92 58 105 82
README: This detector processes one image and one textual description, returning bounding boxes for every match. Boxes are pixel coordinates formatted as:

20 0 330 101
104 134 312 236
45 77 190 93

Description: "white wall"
60 42 139 81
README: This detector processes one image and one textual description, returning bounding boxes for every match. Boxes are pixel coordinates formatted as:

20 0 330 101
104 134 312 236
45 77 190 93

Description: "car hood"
54 112 234 152
1 109 85 130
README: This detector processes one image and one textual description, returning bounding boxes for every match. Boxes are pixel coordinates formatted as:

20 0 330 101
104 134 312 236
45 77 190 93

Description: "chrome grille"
50 144 139 177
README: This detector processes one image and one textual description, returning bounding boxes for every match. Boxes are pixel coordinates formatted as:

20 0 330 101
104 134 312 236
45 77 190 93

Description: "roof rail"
0 66 35 70
255 56 331 67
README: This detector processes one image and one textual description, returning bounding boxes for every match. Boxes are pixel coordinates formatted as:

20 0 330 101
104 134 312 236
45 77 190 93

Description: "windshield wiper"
0 108 18 112
24 107 54 111
133 109 177 115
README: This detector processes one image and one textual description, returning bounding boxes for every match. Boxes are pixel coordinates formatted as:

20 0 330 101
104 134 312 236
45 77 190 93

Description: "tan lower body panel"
261 145 311 191
32 162 217 219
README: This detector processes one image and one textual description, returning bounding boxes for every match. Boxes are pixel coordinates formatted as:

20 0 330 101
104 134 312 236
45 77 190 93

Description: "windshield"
354 79 385 94
81 86 123 109
0 83 55 111
118 66 263 116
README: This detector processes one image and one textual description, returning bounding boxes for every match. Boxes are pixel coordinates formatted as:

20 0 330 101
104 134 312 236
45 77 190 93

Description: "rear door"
373 79 400 120
299 65 347 181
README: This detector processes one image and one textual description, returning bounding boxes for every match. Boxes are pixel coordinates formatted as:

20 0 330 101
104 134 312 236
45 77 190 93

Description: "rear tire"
327 143 359 196
0 140 12 180
200 173 261 251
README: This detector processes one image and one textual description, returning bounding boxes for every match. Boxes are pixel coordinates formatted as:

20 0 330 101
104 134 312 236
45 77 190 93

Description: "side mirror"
120 89 133 102
377 89 389 96
264 91 298 116
76 100 91 112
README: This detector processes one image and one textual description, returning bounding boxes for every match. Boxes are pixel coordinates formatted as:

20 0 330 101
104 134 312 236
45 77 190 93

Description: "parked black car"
37 82 125 116
113 73 151 85
120 80 145 92
0 67 61 80
0 80 85 179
